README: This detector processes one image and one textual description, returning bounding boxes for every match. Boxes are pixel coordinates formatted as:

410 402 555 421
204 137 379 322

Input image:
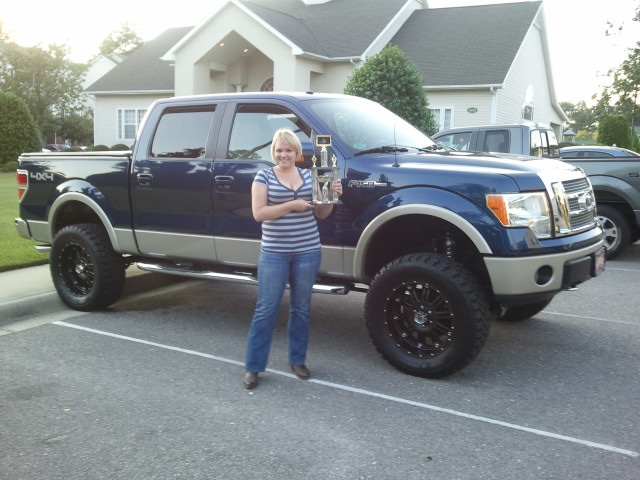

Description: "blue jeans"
245 249 321 372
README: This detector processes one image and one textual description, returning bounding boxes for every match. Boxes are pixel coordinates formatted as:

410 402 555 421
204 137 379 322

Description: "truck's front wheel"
50 223 125 311
596 204 630 260
365 253 490 378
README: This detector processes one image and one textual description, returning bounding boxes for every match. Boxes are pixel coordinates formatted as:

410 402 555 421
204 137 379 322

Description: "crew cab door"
211 101 343 270
131 102 221 262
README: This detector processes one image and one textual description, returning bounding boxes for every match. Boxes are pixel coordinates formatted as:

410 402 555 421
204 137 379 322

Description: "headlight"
486 192 551 238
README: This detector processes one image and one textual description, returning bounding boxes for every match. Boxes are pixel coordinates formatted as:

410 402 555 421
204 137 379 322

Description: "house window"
118 108 147 141
260 77 274 92
430 107 453 132
522 85 534 121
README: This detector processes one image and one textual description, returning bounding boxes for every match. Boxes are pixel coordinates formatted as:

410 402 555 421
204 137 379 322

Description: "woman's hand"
331 178 343 196
290 199 315 212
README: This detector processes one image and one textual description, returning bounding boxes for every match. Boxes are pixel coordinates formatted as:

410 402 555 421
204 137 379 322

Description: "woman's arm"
251 182 313 222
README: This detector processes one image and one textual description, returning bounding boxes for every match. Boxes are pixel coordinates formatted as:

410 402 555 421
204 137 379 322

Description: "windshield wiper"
417 144 446 152
354 145 409 156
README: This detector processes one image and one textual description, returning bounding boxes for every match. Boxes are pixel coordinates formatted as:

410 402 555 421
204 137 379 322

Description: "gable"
237 0 410 57
391 1 542 87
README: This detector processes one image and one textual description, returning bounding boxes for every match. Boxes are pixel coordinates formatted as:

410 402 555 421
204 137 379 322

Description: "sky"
2 0 639 104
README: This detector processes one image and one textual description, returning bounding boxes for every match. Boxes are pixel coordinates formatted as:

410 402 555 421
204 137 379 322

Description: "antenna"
392 122 400 167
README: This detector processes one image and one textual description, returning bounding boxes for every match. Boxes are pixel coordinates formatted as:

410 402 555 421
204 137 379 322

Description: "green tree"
560 100 598 133
0 92 42 171
597 1 640 138
344 44 437 135
99 23 143 56
575 130 595 143
608 43 640 138
597 114 633 148
58 107 94 146
0 40 87 141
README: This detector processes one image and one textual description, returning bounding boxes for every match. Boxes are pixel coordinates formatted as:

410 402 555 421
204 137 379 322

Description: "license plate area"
593 247 606 276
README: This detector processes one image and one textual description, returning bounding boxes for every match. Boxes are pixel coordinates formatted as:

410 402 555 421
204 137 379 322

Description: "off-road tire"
50 223 125 311
365 253 491 378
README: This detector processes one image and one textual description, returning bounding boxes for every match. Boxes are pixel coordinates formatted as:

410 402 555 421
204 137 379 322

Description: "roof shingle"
391 1 542 87
85 27 192 93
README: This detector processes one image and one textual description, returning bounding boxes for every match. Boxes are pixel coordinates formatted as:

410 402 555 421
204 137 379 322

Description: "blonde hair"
271 128 302 160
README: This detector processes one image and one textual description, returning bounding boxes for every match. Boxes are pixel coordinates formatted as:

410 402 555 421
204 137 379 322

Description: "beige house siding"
427 90 497 130
93 94 171 147
495 18 563 132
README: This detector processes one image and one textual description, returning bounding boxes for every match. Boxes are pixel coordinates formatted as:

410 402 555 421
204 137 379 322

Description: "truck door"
212 102 317 267
131 103 219 262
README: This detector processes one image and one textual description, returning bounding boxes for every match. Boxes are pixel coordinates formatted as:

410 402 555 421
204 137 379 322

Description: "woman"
244 128 342 389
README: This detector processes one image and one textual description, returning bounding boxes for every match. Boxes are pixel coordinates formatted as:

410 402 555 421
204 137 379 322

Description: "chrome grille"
540 168 597 237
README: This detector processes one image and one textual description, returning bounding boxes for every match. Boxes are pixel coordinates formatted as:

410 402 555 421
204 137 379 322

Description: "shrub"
110 143 130 150
90 144 110 151
597 115 632 149
0 92 42 171
344 44 437 135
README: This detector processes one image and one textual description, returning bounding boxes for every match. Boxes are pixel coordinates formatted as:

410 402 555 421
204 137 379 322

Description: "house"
81 53 126 110
84 0 567 148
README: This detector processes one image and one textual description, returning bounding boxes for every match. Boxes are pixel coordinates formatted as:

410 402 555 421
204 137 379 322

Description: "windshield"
307 97 436 156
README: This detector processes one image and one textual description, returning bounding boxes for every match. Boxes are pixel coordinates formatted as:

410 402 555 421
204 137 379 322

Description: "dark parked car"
43 144 71 152
560 145 640 259
559 145 640 158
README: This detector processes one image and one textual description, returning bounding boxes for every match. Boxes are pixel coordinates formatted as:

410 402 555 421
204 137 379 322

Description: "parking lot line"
53 320 639 459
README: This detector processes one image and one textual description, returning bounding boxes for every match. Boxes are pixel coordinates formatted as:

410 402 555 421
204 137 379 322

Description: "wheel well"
362 214 490 287
53 200 103 235
593 191 638 229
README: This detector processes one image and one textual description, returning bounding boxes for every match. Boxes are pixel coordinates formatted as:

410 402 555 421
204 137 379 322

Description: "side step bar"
136 262 350 295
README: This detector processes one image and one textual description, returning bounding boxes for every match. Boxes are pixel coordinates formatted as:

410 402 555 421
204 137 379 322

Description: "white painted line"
53 320 639 458
604 266 640 273
542 310 638 326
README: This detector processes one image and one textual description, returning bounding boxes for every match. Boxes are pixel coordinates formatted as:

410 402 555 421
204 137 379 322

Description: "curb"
0 268 190 328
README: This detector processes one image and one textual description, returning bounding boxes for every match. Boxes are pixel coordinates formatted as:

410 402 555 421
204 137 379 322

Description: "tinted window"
483 130 509 153
585 151 613 158
530 130 543 157
543 130 560 157
227 104 311 161
435 132 472 151
151 105 215 158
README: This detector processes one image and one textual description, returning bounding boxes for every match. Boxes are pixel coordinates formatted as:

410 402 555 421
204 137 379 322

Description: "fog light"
535 265 553 286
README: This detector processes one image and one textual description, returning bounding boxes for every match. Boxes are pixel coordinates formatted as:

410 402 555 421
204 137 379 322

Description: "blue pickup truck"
15 92 605 378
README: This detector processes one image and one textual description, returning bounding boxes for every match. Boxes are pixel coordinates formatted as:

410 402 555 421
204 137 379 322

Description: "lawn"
0 173 49 272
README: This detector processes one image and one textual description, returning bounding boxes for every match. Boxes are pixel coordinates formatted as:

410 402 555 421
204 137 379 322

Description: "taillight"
17 170 28 201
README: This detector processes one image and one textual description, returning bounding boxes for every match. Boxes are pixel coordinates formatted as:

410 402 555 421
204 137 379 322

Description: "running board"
136 261 350 295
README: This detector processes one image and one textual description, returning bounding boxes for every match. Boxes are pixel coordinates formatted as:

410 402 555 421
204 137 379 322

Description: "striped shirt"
253 167 321 253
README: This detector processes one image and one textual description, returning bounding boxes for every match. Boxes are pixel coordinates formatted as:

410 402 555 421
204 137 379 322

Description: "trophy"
311 134 341 205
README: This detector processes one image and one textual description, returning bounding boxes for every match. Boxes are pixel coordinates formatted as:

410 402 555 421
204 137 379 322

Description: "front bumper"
484 239 605 299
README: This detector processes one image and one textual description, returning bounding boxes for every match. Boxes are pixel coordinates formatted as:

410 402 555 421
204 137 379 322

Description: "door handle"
137 173 153 186
215 175 234 190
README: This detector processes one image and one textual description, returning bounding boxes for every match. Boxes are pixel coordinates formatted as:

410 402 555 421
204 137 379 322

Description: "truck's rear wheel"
50 223 125 311
365 253 490 378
